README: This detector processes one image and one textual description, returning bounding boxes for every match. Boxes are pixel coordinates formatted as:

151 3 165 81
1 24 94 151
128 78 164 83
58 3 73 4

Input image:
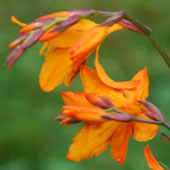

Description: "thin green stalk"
87 10 170 68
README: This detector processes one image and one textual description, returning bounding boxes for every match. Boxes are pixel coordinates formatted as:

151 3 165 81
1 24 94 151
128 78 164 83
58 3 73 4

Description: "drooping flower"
144 145 164 170
6 9 142 92
56 60 158 164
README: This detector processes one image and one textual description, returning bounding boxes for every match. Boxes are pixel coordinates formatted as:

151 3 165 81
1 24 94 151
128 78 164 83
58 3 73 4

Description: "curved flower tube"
56 65 158 165
6 9 142 92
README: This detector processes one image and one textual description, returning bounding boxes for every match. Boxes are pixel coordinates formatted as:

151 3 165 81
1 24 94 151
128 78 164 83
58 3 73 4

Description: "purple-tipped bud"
139 100 165 122
8 33 28 49
5 47 25 70
103 11 125 26
85 94 113 109
62 118 81 125
159 131 170 141
55 113 67 121
22 29 45 49
70 8 93 16
99 96 114 108
119 19 145 35
53 15 79 33
102 113 132 122
20 18 55 34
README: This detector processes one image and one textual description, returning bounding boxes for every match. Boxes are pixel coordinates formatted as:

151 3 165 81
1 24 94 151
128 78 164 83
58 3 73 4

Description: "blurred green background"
0 0 170 170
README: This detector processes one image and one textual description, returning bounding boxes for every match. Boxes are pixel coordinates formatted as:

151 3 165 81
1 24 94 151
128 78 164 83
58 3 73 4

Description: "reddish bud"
102 113 132 122
85 94 113 109
119 19 145 35
61 118 81 125
20 18 55 34
159 131 170 141
53 15 79 32
5 47 25 70
99 96 114 108
70 8 93 16
22 29 45 49
139 101 164 122
55 113 67 120
8 33 28 49
103 11 125 26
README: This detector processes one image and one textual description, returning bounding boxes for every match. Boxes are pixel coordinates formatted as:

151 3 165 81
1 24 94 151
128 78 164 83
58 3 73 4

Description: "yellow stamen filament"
39 42 48 56
11 16 26 27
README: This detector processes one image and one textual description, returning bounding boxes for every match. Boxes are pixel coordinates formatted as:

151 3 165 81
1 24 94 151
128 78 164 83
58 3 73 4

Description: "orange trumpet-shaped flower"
56 65 158 165
6 9 141 92
144 145 164 170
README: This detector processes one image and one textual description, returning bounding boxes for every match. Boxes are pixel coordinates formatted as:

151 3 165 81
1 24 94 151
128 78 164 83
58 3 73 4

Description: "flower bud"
139 101 164 122
85 94 113 109
5 47 25 70
102 113 132 122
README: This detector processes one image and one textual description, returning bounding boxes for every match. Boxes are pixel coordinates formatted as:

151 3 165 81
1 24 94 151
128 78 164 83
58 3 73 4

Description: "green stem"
159 161 170 170
123 12 170 67
104 107 170 131
88 10 170 68
162 121 170 130
148 34 170 67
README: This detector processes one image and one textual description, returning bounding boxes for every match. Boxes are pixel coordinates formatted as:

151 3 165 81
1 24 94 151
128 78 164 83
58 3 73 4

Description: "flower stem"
162 121 170 130
104 107 170 131
148 34 170 67
123 12 170 67
89 10 170 67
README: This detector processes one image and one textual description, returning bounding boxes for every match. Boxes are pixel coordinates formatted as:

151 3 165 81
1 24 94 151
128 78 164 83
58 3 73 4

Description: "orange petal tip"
144 145 164 170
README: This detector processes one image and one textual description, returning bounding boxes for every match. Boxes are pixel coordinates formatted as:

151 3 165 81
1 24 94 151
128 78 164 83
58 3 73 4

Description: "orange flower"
6 9 141 92
57 64 158 164
144 145 164 170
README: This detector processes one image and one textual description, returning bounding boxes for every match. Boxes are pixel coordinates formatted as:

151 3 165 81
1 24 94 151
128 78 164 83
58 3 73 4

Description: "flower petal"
144 145 164 170
95 46 139 89
133 113 158 142
69 25 108 57
39 48 72 92
62 105 105 122
80 65 128 107
110 123 132 165
125 67 149 102
67 121 119 161
60 91 94 107
41 19 96 48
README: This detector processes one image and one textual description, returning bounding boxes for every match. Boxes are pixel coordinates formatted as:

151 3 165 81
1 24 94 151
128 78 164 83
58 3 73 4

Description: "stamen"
39 42 48 56
11 16 26 27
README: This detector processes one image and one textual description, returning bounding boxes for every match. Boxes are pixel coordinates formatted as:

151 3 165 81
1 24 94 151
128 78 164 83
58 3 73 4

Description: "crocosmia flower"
144 145 164 170
56 61 158 164
6 9 141 92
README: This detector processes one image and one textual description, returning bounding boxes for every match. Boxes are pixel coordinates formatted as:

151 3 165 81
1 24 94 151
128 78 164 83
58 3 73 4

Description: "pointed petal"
131 67 149 101
110 123 132 165
69 26 109 63
67 121 119 161
95 46 139 89
39 48 72 92
121 67 149 103
144 145 164 170
41 19 96 48
60 91 96 107
80 65 128 107
132 113 158 142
